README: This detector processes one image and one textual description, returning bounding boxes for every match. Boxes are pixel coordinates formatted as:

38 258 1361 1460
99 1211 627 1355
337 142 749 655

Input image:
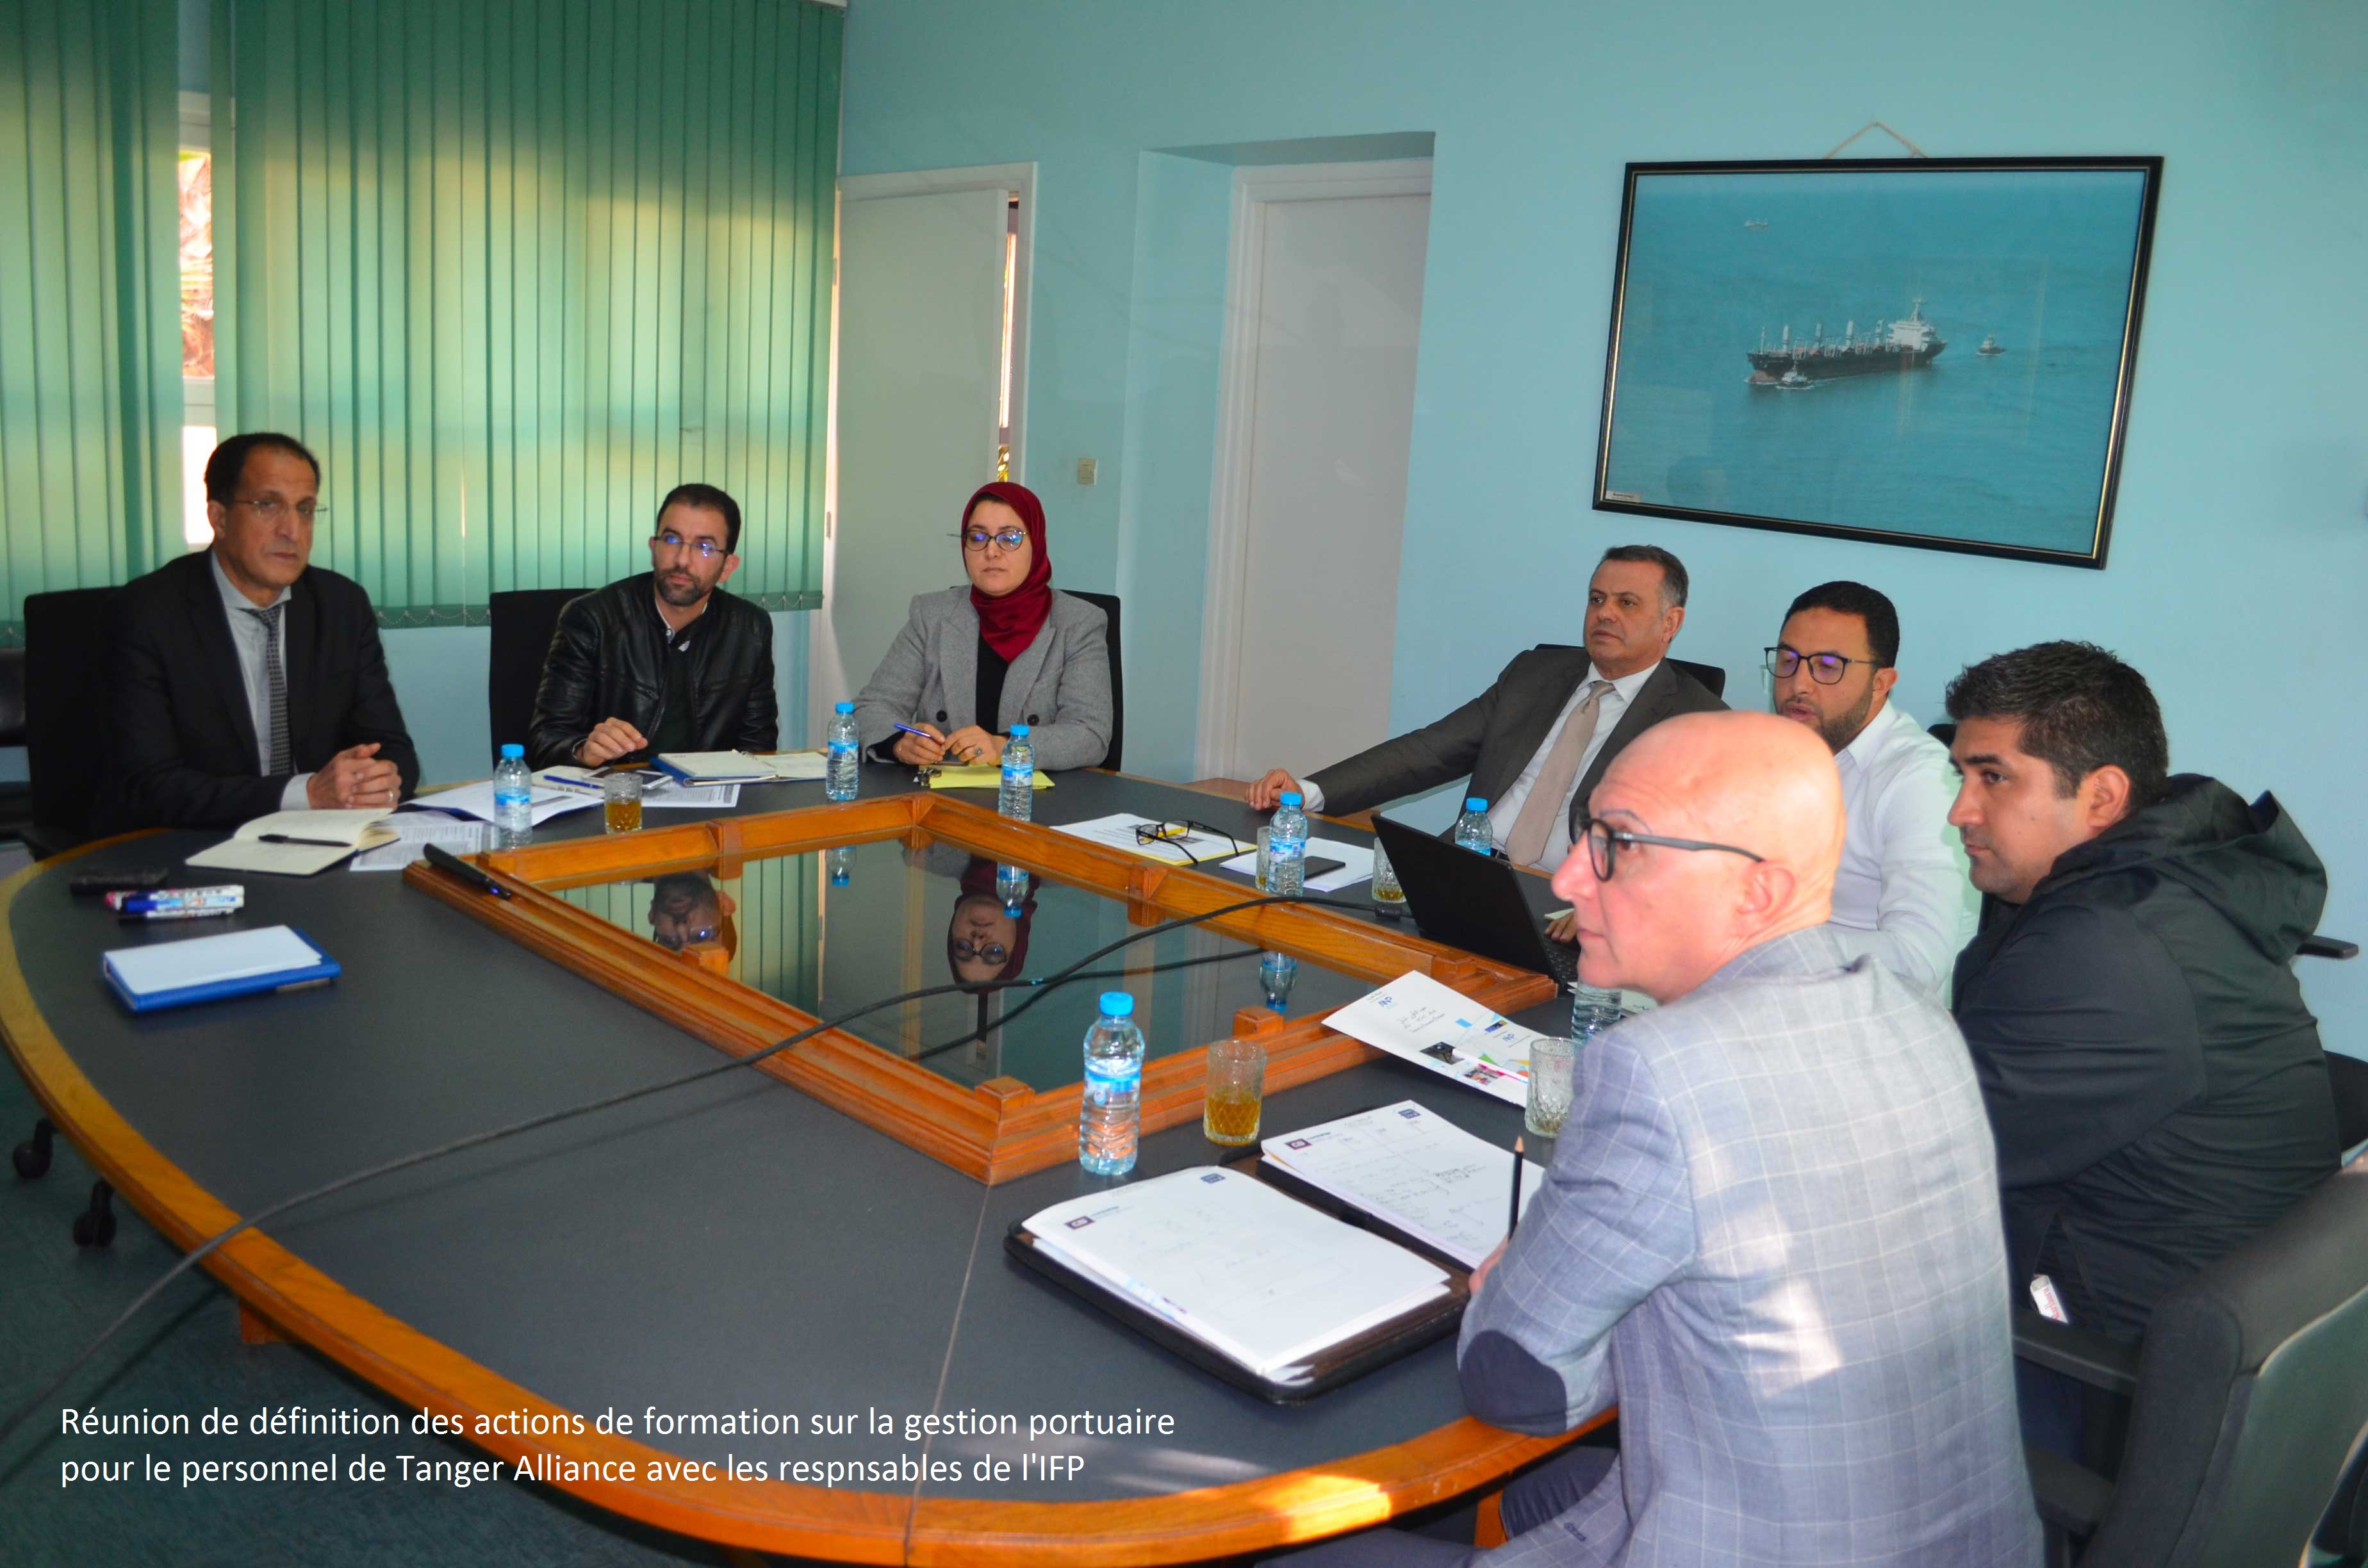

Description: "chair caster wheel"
73 1179 115 1248
13 1117 54 1179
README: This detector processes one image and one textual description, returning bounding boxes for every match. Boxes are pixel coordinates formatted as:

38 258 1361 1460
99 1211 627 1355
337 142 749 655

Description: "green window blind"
212 0 841 622
0 0 184 639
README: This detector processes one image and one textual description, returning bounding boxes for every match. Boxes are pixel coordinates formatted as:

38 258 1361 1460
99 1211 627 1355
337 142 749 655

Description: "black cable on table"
0 886 1367 1448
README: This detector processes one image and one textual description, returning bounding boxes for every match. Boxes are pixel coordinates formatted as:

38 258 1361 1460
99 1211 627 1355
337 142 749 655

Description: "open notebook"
654 751 828 785
1262 1101 1546 1270
183 810 399 876
1012 1165 1451 1394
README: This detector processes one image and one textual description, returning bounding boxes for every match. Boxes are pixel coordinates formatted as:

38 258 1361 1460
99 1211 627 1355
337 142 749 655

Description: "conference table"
1 764 1602 1564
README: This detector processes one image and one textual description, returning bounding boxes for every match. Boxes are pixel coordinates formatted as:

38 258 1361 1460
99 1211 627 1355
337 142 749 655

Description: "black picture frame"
1591 156 2162 569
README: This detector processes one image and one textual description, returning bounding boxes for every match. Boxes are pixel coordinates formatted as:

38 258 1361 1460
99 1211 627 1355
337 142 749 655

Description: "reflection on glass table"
552 838 1372 1092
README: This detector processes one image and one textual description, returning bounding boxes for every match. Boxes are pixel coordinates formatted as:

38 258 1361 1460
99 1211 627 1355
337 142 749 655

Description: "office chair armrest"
2013 1309 2139 1398
2025 1442 2116 1539
2301 933 2360 960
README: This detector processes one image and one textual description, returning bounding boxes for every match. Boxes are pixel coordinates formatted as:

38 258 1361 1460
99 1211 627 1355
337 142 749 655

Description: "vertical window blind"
0 0 185 640
213 0 841 621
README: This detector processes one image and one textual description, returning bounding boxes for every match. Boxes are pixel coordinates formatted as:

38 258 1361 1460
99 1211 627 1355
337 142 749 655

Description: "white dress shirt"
210 551 311 810
1825 698 1980 995
1299 660 1655 872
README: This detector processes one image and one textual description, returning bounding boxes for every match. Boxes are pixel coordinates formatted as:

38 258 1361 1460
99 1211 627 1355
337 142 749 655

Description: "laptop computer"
1369 813 1577 988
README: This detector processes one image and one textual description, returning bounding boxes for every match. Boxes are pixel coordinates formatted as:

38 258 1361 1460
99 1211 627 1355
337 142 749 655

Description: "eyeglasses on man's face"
652 530 727 560
233 497 325 523
1577 815 1765 883
1763 645 1881 685
958 526 1029 553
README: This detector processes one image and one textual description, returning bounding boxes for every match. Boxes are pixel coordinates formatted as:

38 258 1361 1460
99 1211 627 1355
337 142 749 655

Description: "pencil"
1508 1135 1525 1240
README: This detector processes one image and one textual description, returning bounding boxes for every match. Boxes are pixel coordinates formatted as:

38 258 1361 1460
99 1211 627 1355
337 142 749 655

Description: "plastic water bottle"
825 701 859 802
996 863 1029 912
1260 950 1299 1011
1078 992 1146 1176
1453 797 1494 856
492 744 533 847
824 846 853 888
999 725 1035 822
1570 983 1625 1047
1268 791 1309 897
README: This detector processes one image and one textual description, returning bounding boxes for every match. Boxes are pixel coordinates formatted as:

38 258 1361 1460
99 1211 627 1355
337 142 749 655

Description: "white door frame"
810 161 1035 741
1194 158 1433 778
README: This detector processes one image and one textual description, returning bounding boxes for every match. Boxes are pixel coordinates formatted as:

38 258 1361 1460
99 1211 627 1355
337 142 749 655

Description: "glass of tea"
602 771 644 833
1202 1037 1266 1146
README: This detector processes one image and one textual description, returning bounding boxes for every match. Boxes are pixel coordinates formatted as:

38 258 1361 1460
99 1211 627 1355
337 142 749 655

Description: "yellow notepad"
926 766 1053 791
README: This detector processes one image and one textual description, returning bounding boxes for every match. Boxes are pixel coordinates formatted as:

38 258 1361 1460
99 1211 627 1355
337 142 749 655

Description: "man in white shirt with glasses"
1765 580 1977 994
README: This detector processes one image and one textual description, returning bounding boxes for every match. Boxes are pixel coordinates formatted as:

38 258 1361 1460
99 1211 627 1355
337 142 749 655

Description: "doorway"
1196 159 1431 780
813 164 1032 736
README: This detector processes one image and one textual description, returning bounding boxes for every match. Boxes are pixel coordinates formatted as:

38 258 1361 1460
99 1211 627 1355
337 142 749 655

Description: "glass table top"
548 837 1372 1091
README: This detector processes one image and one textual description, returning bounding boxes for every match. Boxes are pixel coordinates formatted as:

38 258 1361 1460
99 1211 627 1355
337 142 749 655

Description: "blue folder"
103 925 341 1014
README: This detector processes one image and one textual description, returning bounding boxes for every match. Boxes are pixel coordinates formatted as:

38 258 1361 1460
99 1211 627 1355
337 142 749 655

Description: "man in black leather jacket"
1943 641 2337 1349
527 483 778 768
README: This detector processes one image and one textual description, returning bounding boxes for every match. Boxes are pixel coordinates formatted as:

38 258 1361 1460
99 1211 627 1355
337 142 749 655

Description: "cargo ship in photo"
1747 298 1946 385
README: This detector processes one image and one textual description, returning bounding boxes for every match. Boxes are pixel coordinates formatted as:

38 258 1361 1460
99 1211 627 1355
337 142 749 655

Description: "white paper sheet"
642 782 741 809
403 781 598 826
1217 835 1374 894
1263 1101 1548 1268
349 815 495 872
1321 970 1556 1108
1053 812 1253 869
1023 1166 1447 1379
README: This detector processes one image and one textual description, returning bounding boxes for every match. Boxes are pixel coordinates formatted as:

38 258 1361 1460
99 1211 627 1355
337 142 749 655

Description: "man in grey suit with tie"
1246 546 1723 869
1274 712 2037 1567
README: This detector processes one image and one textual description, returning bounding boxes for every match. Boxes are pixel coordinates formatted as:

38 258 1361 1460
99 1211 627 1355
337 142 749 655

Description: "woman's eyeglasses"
950 938 1010 965
1577 815 1764 882
1763 646 1882 685
958 527 1029 553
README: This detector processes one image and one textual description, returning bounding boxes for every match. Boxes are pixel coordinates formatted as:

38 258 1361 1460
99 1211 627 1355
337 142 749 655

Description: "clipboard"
103 926 341 1013
1002 1164 1470 1404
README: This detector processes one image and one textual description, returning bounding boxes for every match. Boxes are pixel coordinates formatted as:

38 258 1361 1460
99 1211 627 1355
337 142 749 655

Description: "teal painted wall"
837 0 2368 1052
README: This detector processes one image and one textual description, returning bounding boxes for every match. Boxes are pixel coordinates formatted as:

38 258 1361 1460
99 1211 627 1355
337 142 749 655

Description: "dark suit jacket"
1306 649 1727 827
104 550 420 831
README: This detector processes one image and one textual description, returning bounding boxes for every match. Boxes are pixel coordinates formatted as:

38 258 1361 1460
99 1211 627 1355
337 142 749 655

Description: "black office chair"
2329 1054 2368 1156
485 587 587 759
1928 721 1957 749
22 585 121 859
2317 1427 2368 1565
2016 1159 2368 1567
0 645 32 842
1064 589 1123 772
1667 657 1725 699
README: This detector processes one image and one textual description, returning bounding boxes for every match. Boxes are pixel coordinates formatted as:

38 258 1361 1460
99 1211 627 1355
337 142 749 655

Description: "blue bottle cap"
500 743 525 759
1465 796 1487 811
1279 791 1302 808
1010 723 1030 737
834 701 853 714
1099 991 1134 1018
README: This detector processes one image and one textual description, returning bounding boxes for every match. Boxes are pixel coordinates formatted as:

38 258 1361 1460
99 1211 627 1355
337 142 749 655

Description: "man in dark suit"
106 432 420 831
1246 545 1725 869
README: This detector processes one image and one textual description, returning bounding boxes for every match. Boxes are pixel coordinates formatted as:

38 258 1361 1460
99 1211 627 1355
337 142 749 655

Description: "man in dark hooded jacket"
1942 641 2338 1347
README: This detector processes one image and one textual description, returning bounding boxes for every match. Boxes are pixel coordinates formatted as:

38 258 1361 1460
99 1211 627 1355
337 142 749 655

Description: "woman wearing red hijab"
853 481 1114 771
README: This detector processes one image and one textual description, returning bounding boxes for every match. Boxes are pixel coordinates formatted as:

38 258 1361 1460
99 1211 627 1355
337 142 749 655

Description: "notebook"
1012 1165 1451 1391
655 751 828 785
925 765 1052 791
103 925 340 1013
183 810 400 877
1262 1102 1546 1270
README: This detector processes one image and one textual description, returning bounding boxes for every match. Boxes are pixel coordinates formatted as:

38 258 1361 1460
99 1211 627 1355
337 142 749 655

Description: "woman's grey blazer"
853 587 1113 771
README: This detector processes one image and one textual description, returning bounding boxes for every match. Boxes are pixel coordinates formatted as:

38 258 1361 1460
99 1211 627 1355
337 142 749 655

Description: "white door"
820 184 1010 721
1202 167 1430 779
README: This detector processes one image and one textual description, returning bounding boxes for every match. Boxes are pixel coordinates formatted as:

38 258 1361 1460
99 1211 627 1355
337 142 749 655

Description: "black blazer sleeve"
734 608 780 753
527 596 602 769
108 593 285 830
1303 664 1513 818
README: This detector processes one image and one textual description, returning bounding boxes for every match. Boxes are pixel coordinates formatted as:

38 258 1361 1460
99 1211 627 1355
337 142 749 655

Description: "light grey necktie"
1504 680 1613 868
245 603 292 775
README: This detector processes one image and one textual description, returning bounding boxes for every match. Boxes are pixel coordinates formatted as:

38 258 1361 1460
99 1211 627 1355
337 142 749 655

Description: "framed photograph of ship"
1592 157 2162 568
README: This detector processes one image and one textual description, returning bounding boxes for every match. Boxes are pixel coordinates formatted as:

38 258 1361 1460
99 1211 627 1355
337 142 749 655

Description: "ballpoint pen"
1507 1136 1525 1240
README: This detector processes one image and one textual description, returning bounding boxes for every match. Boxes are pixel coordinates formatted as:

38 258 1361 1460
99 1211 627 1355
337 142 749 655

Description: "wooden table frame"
406 792 1557 1184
